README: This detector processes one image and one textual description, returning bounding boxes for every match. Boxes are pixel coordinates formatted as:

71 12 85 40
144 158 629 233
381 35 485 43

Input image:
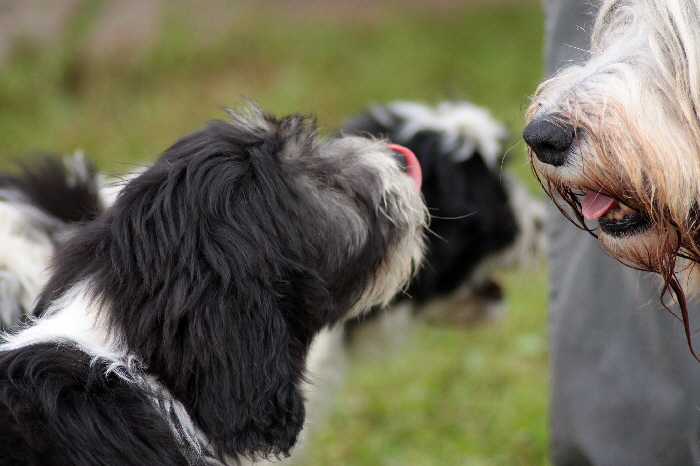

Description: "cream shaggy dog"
523 0 700 355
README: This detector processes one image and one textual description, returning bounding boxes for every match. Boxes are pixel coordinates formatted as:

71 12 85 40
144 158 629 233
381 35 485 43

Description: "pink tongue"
581 190 618 220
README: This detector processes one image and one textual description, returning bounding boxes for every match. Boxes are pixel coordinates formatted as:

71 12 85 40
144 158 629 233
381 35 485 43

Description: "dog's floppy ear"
101 241 309 461
186 281 307 461
106 213 308 461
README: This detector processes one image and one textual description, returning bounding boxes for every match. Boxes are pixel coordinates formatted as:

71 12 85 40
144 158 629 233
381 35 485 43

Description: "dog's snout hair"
526 0 700 268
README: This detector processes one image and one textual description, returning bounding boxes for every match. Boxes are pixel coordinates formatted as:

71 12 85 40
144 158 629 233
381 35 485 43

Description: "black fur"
0 154 102 224
0 105 422 465
0 343 189 466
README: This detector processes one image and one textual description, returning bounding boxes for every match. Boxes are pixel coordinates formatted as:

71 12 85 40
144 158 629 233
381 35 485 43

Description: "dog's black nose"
523 118 574 166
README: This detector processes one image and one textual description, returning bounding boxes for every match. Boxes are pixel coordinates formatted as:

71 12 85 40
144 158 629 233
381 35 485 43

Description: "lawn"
0 1 549 464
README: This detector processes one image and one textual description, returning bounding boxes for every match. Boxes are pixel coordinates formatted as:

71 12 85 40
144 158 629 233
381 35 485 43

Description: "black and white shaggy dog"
0 103 426 466
341 101 544 324
0 154 102 331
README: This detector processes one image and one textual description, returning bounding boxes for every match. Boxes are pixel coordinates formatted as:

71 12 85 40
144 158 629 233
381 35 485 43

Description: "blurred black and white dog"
342 101 544 325
0 103 426 466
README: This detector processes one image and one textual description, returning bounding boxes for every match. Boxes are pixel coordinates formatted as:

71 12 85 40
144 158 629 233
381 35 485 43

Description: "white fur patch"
0 194 63 327
370 101 508 167
1 279 116 356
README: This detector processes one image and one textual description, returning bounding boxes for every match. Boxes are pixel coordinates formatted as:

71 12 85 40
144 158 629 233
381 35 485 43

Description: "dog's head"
524 0 700 286
38 103 426 461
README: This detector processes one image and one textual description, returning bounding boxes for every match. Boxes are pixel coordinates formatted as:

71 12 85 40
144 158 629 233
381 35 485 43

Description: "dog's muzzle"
388 143 422 189
522 118 574 167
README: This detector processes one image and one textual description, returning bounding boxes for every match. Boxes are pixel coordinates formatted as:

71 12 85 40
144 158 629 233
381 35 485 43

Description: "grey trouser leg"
543 1 700 464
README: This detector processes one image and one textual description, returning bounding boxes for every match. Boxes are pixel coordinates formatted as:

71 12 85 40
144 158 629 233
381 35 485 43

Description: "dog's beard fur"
526 0 700 357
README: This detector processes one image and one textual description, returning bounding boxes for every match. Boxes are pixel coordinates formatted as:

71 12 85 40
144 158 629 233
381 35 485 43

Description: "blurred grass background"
0 1 549 464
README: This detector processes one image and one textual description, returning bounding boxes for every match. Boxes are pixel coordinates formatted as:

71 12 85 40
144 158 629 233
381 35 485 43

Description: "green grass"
304 267 549 466
0 2 544 181
0 2 549 464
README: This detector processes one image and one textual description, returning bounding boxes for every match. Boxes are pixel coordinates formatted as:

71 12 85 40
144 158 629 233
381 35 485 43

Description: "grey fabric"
543 1 700 465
